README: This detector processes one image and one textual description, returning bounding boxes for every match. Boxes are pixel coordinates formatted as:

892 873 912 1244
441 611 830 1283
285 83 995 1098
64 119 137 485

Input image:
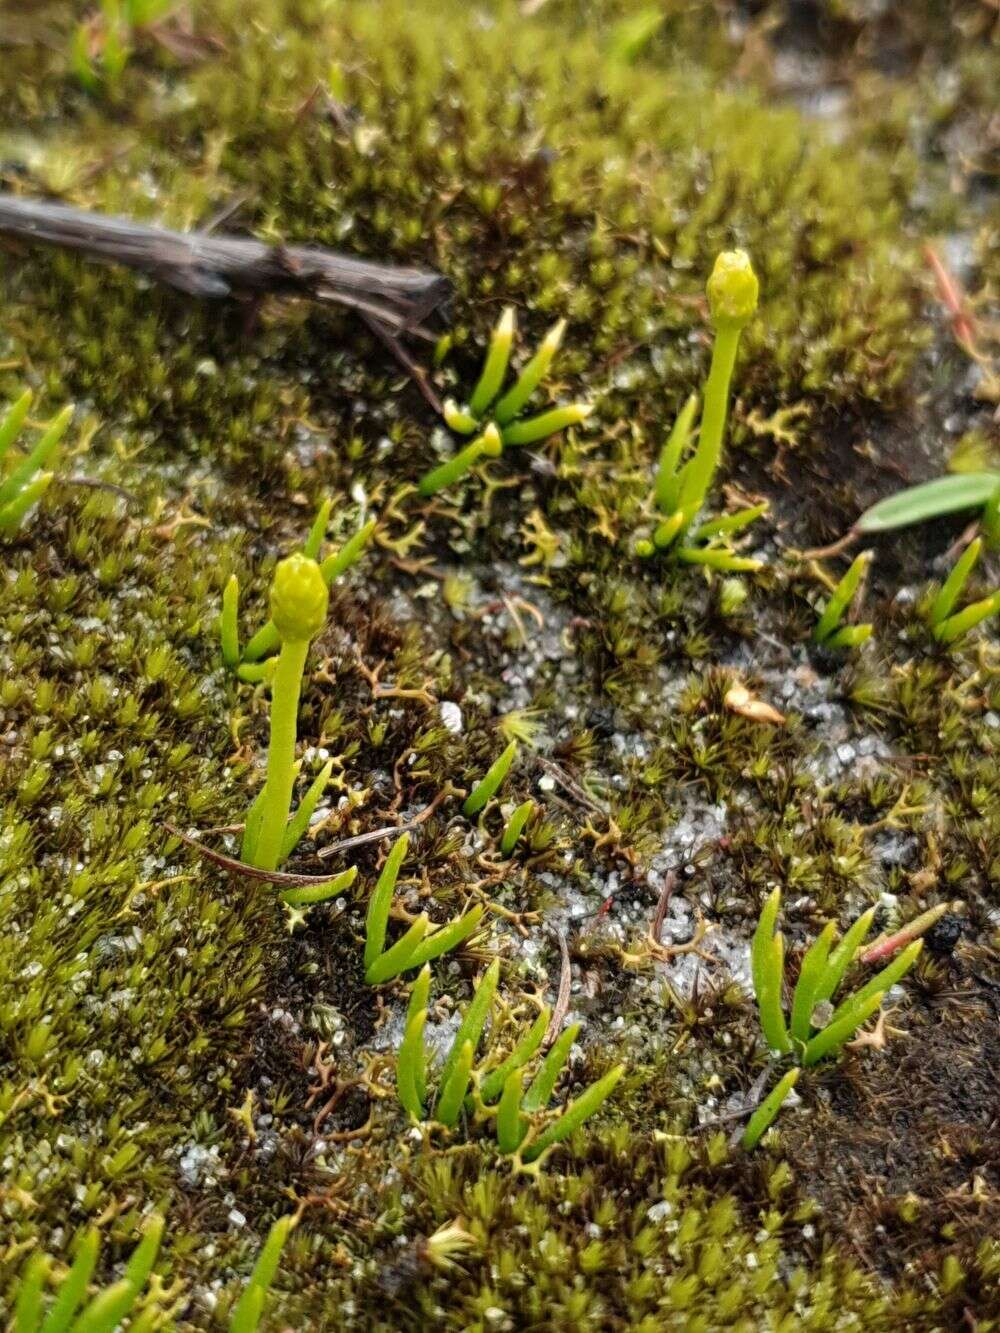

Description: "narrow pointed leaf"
802 990 885 1066
68 1277 138 1333
751 888 781 1006
463 741 517 816
469 307 515 416
501 403 591 446
240 784 269 865
405 903 485 971
855 472 1000 533
693 502 768 542
0 403 72 507
364 832 410 970
741 1068 799 1150
280 760 334 861
478 1005 551 1106
654 392 699 514
435 1039 474 1128
522 1023 579 1113
813 908 875 1008
0 388 33 459
826 940 922 1029
0 472 54 534
789 922 836 1043
929 538 981 627
934 590 1000 645
522 1065 624 1162
495 318 566 424
438 958 500 1096
40 1228 100 1333
302 497 333 560
496 1069 527 1153
499 799 534 857
14 1253 49 1333
815 552 870 644
279 865 357 909
396 1005 428 1121
364 913 429 985
220 575 240 669
229 1215 293 1333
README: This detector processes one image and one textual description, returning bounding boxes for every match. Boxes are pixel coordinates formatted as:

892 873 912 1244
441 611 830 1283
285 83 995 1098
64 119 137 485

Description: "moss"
1 0 998 1327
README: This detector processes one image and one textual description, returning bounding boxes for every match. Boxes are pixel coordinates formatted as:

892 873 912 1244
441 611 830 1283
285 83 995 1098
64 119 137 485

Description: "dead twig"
545 931 572 1049
0 192 449 333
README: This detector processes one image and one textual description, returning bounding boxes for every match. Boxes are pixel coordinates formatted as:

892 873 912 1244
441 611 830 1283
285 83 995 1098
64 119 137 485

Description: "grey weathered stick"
0 192 450 331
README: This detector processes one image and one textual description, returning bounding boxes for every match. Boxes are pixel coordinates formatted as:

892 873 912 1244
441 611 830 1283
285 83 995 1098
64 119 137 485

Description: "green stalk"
418 425 502 497
0 403 72 507
676 327 740 521
741 1068 799 1150
499 799 534 856
934 590 1000 645
500 403 591 446
364 832 411 970
929 538 981 627
522 1023 579 1112
252 637 310 872
654 393 699 514
463 740 517 816
789 922 836 1044
469 307 515 416
802 990 884 1066
279 865 357 909
496 1069 527 1153
220 574 240 669
521 1065 624 1163
495 318 566 425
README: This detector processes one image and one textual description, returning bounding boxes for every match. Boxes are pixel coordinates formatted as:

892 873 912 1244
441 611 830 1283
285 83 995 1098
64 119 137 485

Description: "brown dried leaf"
724 682 786 726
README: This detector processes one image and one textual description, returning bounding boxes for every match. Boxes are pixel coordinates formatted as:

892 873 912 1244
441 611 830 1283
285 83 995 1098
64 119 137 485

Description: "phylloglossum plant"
813 551 873 650
14 1212 293 1333
0 390 73 537
924 537 1000 646
240 553 340 882
744 888 923 1146
419 308 591 496
396 962 624 1172
364 833 486 984
14 1214 165 1333
220 496 376 677
637 251 766 571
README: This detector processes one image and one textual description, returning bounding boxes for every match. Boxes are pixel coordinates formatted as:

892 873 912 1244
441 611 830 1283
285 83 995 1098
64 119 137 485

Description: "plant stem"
677 325 740 522
253 637 310 871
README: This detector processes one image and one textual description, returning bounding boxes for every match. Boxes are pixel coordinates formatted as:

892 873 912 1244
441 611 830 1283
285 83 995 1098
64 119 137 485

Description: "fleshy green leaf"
741 1068 799 1150
522 1023 579 1113
495 1069 527 1153
855 472 1000 533
521 1065 624 1163
364 832 410 970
